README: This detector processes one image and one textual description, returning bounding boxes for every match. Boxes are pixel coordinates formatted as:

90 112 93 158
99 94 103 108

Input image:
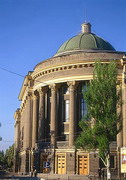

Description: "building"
14 22 126 177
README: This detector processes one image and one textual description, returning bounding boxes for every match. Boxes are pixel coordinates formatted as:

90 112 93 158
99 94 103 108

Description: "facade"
14 23 126 177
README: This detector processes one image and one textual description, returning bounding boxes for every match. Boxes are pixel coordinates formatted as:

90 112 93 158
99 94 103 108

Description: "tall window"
79 83 87 119
21 127 24 148
80 98 87 119
64 100 69 122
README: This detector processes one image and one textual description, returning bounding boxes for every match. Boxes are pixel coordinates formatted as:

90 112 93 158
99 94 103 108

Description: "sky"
0 0 125 151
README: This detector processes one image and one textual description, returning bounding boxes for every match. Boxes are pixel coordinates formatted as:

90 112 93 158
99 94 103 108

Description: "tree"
0 150 6 168
5 144 14 169
0 123 2 141
75 61 122 180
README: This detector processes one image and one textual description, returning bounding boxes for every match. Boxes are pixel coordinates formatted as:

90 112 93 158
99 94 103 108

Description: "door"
78 154 89 175
57 154 66 174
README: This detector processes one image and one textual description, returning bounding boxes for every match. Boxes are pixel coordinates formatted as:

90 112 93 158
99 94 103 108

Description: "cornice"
32 60 123 85
32 62 95 81
18 73 33 101
34 52 125 71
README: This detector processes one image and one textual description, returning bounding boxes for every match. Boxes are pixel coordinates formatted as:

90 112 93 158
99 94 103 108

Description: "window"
110 155 115 168
62 134 69 141
80 98 87 118
80 83 87 119
22 127 24 140
64 100 69 122
62 86 69 94
21 127 24 148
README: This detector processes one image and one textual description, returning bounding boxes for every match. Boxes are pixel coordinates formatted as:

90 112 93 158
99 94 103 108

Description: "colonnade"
15 81 79 151
14 76 126 151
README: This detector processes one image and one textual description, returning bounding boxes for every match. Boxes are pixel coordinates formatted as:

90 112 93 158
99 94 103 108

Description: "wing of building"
14 23 126 177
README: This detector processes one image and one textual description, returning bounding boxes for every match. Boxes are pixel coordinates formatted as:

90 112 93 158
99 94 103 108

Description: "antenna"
84 6 87 23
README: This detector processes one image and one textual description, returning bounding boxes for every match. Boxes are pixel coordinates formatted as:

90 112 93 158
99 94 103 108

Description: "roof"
54 23 116 57
55 33 115 57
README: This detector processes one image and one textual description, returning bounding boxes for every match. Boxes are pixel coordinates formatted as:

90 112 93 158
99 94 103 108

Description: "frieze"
33 66 95 87
34 52 124 71
33 58 123 81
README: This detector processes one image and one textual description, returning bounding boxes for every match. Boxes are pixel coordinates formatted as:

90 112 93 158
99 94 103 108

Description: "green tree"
75 61 122 180
0 150 6 168
5 144 14 169
0 123 2 141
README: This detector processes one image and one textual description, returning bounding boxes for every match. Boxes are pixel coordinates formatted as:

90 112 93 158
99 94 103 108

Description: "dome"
55 23 115 57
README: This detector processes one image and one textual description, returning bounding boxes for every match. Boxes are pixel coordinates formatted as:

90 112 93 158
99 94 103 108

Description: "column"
67 81 76 147
38 87 45 142
123 65 126 146
14 109 20 150
16 121 20 150
25 93 32 148
50 84 57 147
14 109 21 173
117 131 123 148
32 91 39 148
116 84 123 148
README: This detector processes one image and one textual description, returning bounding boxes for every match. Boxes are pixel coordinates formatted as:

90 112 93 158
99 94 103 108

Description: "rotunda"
14 22 126 178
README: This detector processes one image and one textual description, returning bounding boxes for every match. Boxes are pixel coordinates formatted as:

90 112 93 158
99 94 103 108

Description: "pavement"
0 170 100 180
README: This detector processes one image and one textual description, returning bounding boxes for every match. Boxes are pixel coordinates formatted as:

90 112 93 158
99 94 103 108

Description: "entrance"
78 154 89 175
57 154 66 174
41 154 50 173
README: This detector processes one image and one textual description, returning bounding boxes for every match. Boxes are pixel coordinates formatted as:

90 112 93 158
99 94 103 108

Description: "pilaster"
24 92 33 149
122 65 126 146
32 91 39 148
38 87 45 142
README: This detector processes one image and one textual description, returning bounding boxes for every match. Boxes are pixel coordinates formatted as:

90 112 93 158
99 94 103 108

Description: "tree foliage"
0 123 2 141
0 150 6 167
0 144 14 169
75 61 122 166
5 144 14 168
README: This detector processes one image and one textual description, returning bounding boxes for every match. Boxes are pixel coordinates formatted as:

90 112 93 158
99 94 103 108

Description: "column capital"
67 81 78 91
32 90 39 100
49 83 59 92
49 83 56 91
38 86 48 95
38 87 44 95
27 92 33 100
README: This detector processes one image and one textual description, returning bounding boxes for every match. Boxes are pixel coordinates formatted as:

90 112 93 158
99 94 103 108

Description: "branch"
97 154 107 167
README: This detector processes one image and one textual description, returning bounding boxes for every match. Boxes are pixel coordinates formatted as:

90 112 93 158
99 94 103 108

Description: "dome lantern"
81 22 91 33
54 23 116 57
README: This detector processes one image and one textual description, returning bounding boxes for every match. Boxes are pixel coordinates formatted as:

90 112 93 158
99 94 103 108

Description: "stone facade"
14 23 126 177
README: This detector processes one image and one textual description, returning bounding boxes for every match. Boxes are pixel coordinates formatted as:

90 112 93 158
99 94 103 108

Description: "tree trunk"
106 154 111 180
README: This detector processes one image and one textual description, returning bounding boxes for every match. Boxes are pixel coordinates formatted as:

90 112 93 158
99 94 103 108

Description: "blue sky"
0 0 125 151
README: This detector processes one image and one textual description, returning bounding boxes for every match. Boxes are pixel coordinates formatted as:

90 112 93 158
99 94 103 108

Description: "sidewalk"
38 173 98 180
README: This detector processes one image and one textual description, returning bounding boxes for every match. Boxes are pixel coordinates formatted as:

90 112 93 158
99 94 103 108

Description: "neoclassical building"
14 23 126 177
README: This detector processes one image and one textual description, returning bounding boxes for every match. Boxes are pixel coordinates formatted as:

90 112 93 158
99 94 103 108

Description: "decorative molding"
32 90 39 100
33 63 95 80
67 81 79 91
38 86 48 95
49 84 57 92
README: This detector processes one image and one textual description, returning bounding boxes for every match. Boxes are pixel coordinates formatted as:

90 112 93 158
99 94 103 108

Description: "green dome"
55 23 115 56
